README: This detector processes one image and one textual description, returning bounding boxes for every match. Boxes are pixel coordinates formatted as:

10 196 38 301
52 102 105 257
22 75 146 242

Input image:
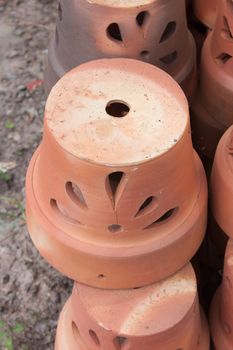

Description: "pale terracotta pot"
55 264 210 350
210 239 233 350
26 58 207 289
211 126 233 239
191 0 233 159
192 0 220 29
45 0 196 100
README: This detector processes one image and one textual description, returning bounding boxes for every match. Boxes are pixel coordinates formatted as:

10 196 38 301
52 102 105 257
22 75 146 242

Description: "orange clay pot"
55 264 210 350
26 58 207 289
192 0 219 29
45 0 196 100
211 126 233 239
210 239 233 350
191 0 233 159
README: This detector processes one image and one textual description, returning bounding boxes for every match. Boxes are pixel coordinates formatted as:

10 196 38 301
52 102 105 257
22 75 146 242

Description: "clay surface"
210 239 233 350
193 0 219 28
26 59 207 288
211 126 233 239
56 264 210 350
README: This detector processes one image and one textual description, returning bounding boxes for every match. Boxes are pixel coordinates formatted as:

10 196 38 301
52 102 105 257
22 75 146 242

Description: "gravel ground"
0 1 72 349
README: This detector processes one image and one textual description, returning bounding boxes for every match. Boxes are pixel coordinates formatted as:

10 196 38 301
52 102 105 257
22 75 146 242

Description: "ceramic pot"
55 264 210 350
26 58 207 289
192 0 219 29
191 0 233 159
211 126 233 239
210 239 233 350
45 0 196 100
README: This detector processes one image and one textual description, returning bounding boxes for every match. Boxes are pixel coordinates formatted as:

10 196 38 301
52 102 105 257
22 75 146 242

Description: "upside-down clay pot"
26 58 207 289
45 0 197 100
211 126 233 239
192 0 219 29
210 239 233 350
191 0 233 159
55 264 210 350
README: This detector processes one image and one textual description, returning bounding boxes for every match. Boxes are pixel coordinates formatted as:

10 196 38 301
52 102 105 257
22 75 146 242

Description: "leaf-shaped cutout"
107 23 123 42
144 207 178 229
222 16 233 39
66 181 87 209
113 336 128 349
50 199 83 225
72 322 81 344
160 51 177 64
135 196 158 217
136 11 149 27
216 52 232 64
106 172 126 208
159 21 176 43
89 330 100 346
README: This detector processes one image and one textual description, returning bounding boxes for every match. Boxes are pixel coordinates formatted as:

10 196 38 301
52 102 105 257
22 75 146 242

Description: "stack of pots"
191 0 233 160
210 126 233 349
44 0 196 101
26 58 209 349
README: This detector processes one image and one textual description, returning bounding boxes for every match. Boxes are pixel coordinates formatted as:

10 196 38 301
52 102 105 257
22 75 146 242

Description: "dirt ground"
0 1 72 349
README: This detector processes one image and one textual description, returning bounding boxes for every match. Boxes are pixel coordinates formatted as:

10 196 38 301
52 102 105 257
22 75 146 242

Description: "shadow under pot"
55 264 210 350
45 0 196 101
210 239 233 350
191 0 233 159
26 58 208 289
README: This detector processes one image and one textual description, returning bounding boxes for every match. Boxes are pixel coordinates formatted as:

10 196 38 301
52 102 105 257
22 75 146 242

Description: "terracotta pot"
55 264 210 350
191 0 233 159
211 126 233 239
26 58 207 289
192 0 219 29
210 239 233 350
45 0 196 100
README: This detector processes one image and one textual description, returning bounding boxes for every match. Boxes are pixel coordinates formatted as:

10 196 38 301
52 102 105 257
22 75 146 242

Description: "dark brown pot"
45 0 196 100
26 58 207 289
55 264 210 350
191 0 233 159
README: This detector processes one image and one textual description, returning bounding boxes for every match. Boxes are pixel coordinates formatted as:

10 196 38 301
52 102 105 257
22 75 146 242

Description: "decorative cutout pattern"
216 52 232 64
66 181 87 209
113 336 128 349
136 11 149 27
144 207 178 229
58 2 62 21
107 172 126 208
160 21 176 43
50 198 83 225
160 51 177 64
222 16 233 39
89 330 100 346
135 196 158 217
107 23 123 42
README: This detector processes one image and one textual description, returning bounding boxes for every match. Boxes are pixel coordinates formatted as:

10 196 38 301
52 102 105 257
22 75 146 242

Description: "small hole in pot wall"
159 21 176 42
144 207 178 229
216 53 232 65
106 101 130 118
113 336 128 349
58 2 62 21
66 181 87 209
140 50 150 59
135 196 158 217
107 23 123 42
98 274 106 279
108 224 123 233
136 11 149 27
89 330 100 346
160 51 177 64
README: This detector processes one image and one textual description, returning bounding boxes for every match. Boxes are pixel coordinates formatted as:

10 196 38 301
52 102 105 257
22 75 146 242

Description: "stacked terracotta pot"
191 0 233 159
209 126 233 349
26 57 210 349
45 0 197 101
